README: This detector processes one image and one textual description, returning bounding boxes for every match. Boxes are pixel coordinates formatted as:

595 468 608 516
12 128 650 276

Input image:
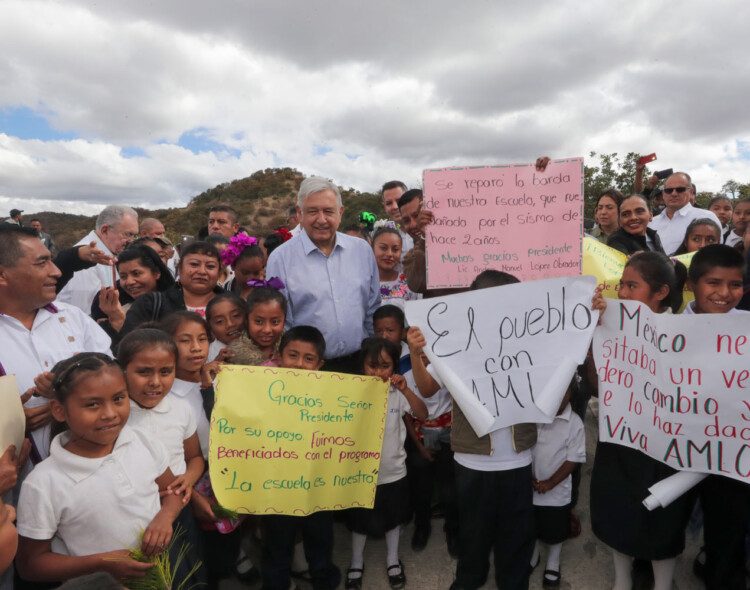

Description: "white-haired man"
266 177 380 373
57 205 138 312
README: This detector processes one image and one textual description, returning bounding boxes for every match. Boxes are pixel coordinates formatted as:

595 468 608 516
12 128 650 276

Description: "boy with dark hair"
373 305 407 356
278 325 327 366
682 244 748 589
469 269 520 290
261 326 341 590
684 244 745 315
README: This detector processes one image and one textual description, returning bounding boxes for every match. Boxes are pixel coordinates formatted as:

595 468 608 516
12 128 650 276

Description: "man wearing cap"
648 172 721 254
4 209 23 226
57 205 139 312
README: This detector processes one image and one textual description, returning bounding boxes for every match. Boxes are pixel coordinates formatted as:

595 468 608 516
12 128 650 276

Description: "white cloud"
1 0 750 215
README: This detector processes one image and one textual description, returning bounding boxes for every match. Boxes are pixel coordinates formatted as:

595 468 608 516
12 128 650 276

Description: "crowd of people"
0 157 749 590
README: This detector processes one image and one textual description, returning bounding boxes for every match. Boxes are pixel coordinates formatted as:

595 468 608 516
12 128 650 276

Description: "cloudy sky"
1 0 749 215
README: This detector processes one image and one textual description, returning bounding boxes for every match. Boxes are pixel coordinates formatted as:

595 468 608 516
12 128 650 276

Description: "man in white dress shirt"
0 226 111 462
648 172 721 255
56 205 139 312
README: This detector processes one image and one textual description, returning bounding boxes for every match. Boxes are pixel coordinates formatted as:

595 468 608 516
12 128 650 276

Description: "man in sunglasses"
648 172 721 255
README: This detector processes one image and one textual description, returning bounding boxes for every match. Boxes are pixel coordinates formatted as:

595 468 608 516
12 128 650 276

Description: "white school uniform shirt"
403 356 451 421
682 301 750 315
531 404 586 507
724 230 743 248
399 230 414 257
16 425 169 556
648 204 721 255
128 396 197 476
56 230 117 313
378 385 412 485
426 364 532 471
169 378 210 458
0 302 111 458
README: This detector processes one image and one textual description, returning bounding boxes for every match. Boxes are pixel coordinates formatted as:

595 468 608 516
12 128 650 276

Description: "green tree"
738 183 750 200
722 180 740 199
694 191 715 209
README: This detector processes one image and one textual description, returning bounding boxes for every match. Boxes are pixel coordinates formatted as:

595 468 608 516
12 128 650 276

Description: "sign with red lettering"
594 301 750 483
423 158 584 289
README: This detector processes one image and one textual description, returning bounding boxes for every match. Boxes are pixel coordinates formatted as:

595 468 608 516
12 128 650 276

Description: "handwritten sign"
582 237 695 309
593 301 750 483
405 276 597 433
423 158 584 289
210 366 389 515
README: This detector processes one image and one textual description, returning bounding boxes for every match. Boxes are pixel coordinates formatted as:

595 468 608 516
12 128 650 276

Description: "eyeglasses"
119 231 138 240
663 187 690 194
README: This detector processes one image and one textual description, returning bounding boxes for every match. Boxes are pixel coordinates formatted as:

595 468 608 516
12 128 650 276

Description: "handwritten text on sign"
593 301 750 483
423 159 584 289
582 237 695 309
210 367 389 515
405 276 597 431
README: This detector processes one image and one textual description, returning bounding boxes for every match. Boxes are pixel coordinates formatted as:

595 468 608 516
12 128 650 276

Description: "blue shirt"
266 230 381 358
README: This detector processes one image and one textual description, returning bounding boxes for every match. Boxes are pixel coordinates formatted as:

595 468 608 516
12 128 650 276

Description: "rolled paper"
0 374 24 452
422 347 496 438
533 359 579 420
642 471 707 511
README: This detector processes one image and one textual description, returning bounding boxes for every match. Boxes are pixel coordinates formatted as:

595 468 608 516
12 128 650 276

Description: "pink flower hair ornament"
221 233 259 267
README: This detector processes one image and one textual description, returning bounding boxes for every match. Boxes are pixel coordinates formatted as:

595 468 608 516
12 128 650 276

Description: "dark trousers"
700 474 750 590
200 527 242 590
405 436 458 535
454 462 534 590
261 512 341 590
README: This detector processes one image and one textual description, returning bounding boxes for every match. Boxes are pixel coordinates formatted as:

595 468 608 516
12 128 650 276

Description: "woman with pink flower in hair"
372 227 422 310
221 233 267 299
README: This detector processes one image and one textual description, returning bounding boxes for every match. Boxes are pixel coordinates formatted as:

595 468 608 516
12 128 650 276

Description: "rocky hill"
31 168 386 249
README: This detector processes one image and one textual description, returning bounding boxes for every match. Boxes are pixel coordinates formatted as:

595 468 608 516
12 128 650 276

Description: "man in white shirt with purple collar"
0 226 111 462
648 172 721 255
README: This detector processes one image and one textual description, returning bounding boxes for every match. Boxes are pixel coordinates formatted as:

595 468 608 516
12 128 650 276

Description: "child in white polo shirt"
14 353 184 586
530 380 586 589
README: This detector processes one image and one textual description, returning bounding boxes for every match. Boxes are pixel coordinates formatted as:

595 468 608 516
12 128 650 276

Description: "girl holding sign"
346 338 427 590
590 252 690 590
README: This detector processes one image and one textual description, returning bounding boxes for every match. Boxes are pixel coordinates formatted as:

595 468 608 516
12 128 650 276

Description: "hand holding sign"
423 158 584 289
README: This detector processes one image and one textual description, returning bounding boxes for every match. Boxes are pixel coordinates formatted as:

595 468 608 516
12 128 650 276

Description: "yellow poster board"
209 366 389 516
582 237 695 308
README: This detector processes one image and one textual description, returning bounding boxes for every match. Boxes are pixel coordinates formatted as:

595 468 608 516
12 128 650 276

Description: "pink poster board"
423 158 584 289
